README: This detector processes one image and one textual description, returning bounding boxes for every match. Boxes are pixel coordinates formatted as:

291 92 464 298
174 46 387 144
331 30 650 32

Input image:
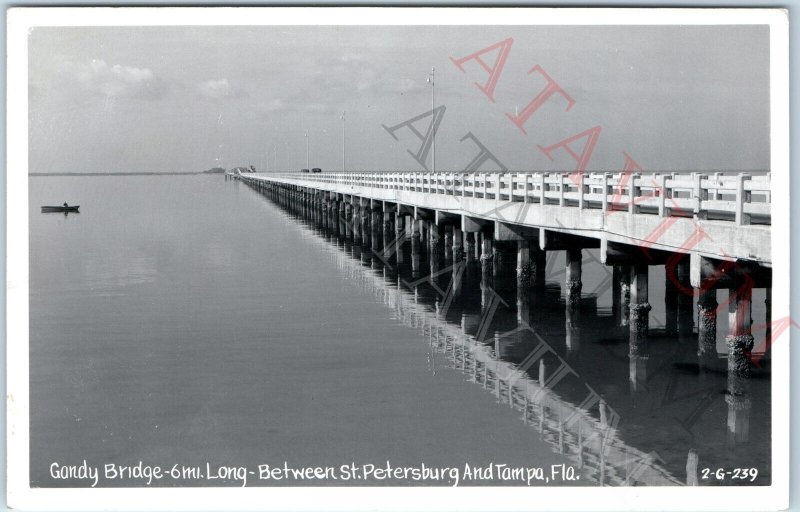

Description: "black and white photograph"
5 7 791 511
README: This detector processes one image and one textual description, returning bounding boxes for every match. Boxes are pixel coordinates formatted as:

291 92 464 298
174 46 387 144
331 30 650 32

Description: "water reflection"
248 181 771 487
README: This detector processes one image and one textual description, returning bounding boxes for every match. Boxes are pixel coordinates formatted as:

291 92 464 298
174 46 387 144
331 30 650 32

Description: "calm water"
29 175 771 487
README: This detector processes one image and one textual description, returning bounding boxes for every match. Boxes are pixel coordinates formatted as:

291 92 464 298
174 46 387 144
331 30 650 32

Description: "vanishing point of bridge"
236 170 772 456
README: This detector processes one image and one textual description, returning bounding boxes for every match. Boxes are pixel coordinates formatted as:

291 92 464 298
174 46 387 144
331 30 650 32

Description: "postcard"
6 7 790 511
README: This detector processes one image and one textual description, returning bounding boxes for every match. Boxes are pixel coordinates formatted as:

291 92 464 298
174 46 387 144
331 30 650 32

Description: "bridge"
236 170 771 447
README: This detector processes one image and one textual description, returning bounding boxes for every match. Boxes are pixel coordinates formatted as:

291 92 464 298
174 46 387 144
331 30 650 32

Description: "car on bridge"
311 168 322 173
301 168 310 173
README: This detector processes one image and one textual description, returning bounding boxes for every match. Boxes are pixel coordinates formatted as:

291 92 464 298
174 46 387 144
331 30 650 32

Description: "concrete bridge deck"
239 171 770 266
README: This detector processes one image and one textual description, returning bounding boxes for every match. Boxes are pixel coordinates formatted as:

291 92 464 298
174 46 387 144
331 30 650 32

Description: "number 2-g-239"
701 468 759 482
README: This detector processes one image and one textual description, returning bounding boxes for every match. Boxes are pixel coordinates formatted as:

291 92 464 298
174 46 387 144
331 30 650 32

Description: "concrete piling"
629 264 651 354
565 248 582 308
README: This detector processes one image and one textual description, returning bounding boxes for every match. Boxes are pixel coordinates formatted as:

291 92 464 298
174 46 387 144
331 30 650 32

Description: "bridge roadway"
237 171 771 265
236 170 772 413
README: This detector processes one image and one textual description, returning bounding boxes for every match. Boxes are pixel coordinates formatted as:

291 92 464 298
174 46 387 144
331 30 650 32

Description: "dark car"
311 168 322 173
301 168 310 173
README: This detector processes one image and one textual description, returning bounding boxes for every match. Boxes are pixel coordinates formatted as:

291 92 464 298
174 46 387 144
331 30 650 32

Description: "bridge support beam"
466 232 477 262
612 265 630 327
629 264 651 355
339 201 347 239
726 267 754 444
676 257 694 341
516 240 546 292
628 263 650 393
411 214 422 275
330 198 339 236
444 225 454 263
492 242 504 278
384 215 394 253
429 222 444 273
371 208 382 252
697 288 718 371
393 211 406 264
321 195 329 230
726 266 754 381
516 240 534 290
565 248 583 308
480 232 494 279
344 202 353 239
453 227 464 262
664 269 679 337
363 202 373 250
352 203 362 244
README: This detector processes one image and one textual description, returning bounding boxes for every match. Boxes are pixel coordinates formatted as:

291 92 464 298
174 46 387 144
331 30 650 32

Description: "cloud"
254 98 336 117
61 58 166 99
252 53 424 119
197 78 247 99
258 98 288 113
303 102 336 114
380 77 425 94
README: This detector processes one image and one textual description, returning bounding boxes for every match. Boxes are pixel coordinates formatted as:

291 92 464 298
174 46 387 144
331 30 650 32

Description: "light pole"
426 66 436 172
305 131 309 169
273 144 276 173
341 111 346 172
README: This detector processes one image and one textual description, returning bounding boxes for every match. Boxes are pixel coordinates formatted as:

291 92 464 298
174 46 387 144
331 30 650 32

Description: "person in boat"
63 202 68 208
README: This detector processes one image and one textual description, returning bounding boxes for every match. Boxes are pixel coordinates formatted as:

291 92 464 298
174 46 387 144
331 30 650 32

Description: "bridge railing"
250 171 771 226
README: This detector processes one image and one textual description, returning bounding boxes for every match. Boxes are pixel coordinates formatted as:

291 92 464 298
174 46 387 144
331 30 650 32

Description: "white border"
6 7 790 511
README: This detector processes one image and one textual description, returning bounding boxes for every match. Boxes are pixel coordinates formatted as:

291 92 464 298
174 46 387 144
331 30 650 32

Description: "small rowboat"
41 205 80 213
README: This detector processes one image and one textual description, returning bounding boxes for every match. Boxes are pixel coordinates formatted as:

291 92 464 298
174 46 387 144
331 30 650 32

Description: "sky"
27 24 770 174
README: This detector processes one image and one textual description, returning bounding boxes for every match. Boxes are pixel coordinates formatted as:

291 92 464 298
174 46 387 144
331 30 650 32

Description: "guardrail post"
629 173 641 215
524 173 531 204
601 173 609 213
578 173 585 209
657 174 667 217
765 172 771 203
540 173 546 205
693 173 708 220
735 173 752 225
559 173 565 207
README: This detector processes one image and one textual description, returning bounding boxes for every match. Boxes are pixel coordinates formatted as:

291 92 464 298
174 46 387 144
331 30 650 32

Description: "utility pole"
305 131 309 169
427 67 436 173
341 111 346 172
